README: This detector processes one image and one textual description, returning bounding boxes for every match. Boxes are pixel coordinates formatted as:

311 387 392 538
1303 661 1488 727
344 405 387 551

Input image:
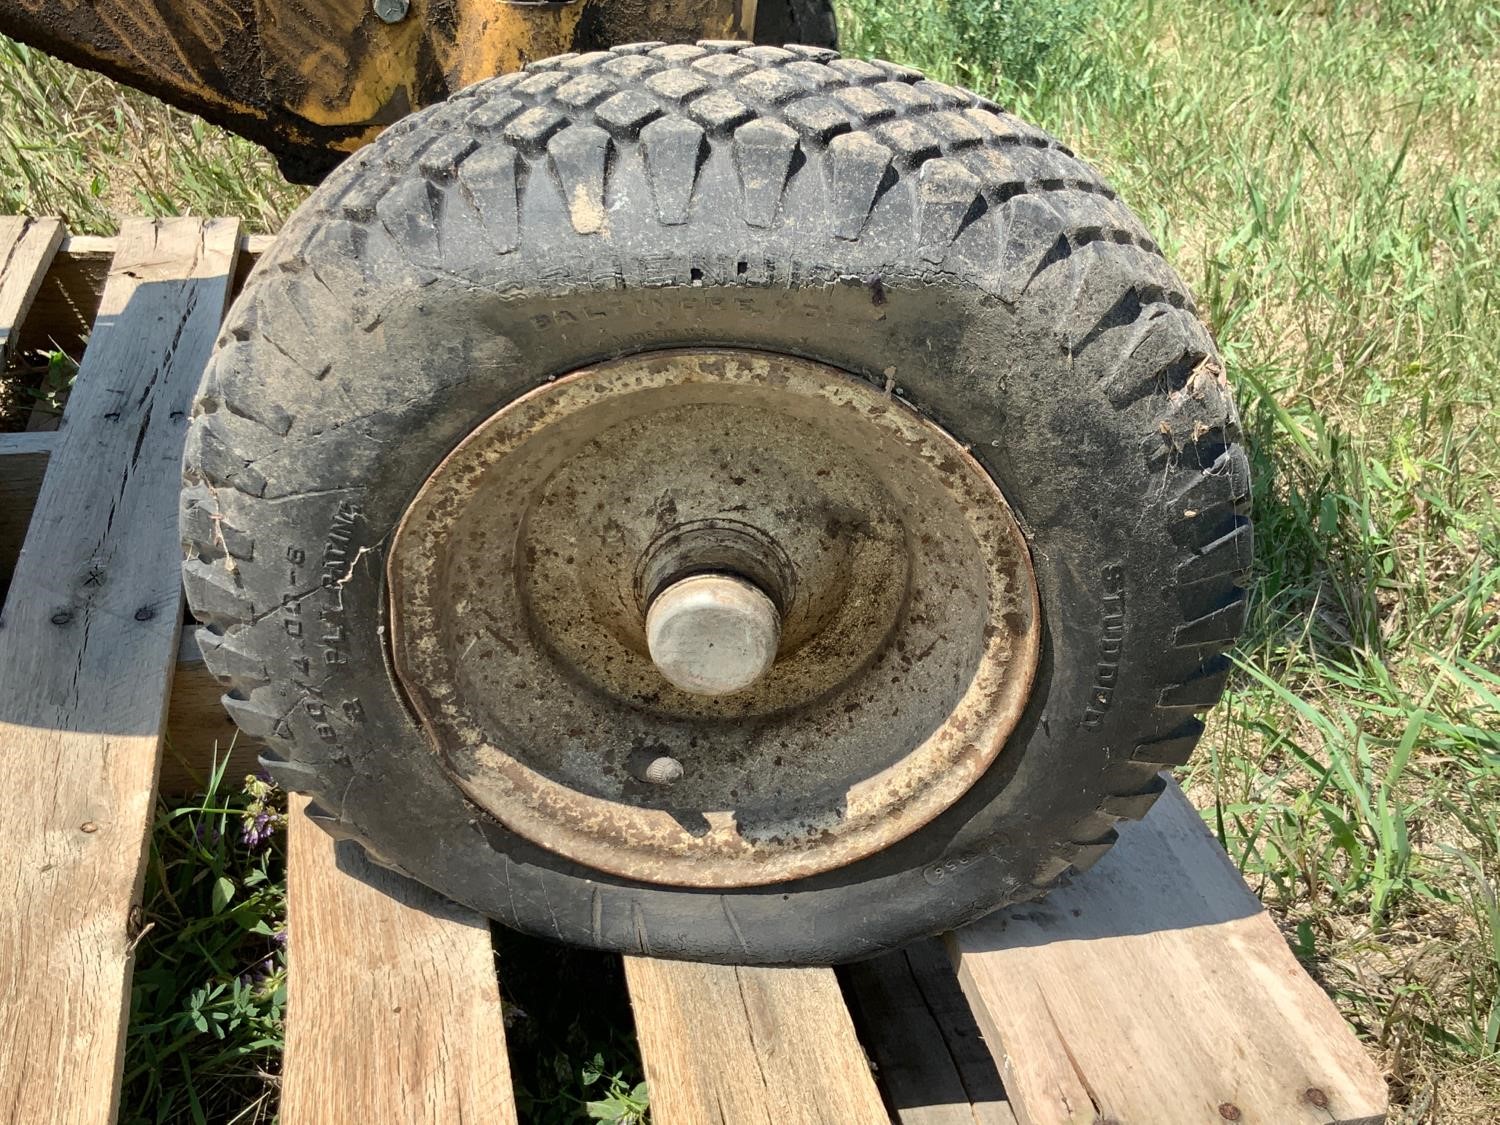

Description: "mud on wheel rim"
387 349 1041 887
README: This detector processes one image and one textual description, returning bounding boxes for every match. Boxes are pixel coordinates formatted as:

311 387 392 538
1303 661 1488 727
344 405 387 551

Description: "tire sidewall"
186 51 1241 962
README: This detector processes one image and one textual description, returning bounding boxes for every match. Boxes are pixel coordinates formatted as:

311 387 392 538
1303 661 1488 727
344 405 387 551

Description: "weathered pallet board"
1 230 270 791
0 230 271 605
0 217 64 365
624 957 889 1125
845 940 1016 1125
0 218 1389 1125
0 217 240 1124
12 231 268 362
0 217 66 593
948 781 1389 1125
162 625 261 792
283 795 519 1125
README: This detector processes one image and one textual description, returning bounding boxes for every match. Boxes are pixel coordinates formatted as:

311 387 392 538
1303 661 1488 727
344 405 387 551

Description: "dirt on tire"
182 40 1251 964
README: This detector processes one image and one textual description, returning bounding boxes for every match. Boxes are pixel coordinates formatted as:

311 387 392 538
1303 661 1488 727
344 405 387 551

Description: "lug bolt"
372 0 409 23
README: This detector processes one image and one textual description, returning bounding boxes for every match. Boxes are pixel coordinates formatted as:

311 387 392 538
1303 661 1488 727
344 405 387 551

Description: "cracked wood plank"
1 229 273 603
947 780 1388 1125
0 217 239 1125
0 215 65 365
623 958 888 1125
282 794 518 1125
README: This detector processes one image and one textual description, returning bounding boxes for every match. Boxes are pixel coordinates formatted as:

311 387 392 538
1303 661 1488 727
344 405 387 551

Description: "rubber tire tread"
182 39 1251 964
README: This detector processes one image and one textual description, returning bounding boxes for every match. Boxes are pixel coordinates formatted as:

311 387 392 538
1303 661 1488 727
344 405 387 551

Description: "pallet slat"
0 431 57 594
0 215 64 364
0 229 271 603
0 217 239 1125
845 941 1015 1125
161 625 262 793
283 795 519 1125
0 218 66 591
624 958 888 1125
948 781 1388 1125
3 222 271 794
15 230 273 362
16 234 120 360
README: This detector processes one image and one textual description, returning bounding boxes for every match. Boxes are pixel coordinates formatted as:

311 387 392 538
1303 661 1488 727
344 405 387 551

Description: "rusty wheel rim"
387 350 1040 888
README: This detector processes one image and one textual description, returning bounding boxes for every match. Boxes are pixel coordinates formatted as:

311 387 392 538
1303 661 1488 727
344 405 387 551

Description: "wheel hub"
387 350 1040 888
645 573 782 697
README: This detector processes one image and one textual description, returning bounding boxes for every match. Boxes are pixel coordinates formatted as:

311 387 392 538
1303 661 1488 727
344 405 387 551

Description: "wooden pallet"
0 216 1389 1125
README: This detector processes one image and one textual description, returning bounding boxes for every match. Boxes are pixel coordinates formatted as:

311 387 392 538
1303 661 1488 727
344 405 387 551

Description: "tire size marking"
271 543 314 743
279 501 370 746
317 501 361 676
922 840 1020 890
924 849 989 885
1081 563 1125 730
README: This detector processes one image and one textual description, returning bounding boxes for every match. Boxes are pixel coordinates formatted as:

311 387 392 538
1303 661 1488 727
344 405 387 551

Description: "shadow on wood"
0 217 241 1124
970 796 1262 947
843 939 1015 1125
947 781 1388 1125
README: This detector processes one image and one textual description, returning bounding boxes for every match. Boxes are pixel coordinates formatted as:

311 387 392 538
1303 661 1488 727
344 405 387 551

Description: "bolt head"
645 573 780 696
372 0 409 23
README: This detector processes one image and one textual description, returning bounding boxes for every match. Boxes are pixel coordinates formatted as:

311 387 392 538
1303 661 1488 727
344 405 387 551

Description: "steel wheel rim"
387 350 1041 888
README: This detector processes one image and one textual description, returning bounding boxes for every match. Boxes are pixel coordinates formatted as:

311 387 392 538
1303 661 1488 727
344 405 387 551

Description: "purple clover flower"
241 811 274 850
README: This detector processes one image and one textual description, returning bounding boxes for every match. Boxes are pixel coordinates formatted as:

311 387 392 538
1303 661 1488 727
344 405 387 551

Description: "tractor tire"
182 41 1251 965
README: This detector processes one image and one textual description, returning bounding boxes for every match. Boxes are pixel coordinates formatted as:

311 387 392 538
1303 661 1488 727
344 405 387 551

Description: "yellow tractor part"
0 0 763 179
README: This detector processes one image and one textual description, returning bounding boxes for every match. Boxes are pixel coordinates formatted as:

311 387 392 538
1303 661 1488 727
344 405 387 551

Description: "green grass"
0 36 303 232
842 0 1500 1115
117 761 649 1124
4 0 1499 1118
122 760 286 1125
494 930 649 1125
